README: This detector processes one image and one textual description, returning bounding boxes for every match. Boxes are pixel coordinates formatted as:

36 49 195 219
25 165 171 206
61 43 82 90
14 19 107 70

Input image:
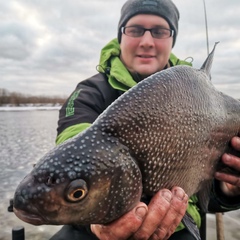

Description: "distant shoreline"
0 105 61 112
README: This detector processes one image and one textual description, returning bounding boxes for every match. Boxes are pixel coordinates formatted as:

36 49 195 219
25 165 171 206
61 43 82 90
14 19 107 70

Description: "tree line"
1 88 239 107
0 88 67 106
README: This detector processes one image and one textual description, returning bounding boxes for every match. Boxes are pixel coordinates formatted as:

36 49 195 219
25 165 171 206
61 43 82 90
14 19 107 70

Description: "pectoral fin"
182 212 201 240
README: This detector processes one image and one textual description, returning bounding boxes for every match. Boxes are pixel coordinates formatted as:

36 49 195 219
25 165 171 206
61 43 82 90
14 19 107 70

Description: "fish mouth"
14 208 45 225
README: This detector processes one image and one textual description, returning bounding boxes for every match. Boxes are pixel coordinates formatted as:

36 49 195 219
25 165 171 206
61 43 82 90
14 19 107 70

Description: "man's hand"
91 186 188 240
215 136 240 196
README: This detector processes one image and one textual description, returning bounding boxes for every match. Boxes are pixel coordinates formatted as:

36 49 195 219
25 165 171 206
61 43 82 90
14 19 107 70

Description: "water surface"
0 110 62 239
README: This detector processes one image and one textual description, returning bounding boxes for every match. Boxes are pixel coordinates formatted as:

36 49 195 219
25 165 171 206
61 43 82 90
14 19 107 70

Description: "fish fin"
182 213 201 240
200 42 219 79
196 179 213 213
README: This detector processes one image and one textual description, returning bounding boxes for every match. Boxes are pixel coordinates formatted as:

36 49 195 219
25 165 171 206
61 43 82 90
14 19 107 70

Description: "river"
0 110 239 239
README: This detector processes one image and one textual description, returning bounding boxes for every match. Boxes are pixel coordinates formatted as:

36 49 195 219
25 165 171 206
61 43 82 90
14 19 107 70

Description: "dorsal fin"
200 42 219 78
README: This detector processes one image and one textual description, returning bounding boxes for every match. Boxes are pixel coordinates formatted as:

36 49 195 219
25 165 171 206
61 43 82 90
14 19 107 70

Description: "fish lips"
13 208 45 225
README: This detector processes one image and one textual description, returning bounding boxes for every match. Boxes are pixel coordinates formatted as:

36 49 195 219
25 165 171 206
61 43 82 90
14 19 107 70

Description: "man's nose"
139 30 155 47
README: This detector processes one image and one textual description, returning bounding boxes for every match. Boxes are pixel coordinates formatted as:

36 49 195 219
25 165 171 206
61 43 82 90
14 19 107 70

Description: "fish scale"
14 44 240 239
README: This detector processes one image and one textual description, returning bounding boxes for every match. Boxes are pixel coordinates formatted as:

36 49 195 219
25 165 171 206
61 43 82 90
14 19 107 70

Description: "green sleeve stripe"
56 123 92 145
66 89 82 117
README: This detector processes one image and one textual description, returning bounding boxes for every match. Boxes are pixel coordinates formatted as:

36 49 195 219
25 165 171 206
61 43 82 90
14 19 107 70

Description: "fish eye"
66 179 88 202
70 189 85 200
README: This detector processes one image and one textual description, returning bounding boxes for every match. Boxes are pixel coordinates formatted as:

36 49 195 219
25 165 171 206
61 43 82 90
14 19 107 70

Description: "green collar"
99 38 137 91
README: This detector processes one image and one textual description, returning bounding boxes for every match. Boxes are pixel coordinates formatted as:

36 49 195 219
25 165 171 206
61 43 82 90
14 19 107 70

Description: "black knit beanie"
118 0 179 47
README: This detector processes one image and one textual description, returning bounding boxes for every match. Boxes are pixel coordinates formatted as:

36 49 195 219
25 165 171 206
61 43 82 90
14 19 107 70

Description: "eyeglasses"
121 26 174 39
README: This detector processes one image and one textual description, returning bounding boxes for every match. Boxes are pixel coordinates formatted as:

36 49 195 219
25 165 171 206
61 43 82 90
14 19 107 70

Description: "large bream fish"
14 45 240 238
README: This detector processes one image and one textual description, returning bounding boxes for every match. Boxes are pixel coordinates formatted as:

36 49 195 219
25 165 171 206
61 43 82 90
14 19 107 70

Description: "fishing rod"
202 0 209 55
202 1 224 240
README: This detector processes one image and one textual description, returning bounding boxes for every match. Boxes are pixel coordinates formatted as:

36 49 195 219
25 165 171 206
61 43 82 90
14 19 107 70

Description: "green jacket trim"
56 123 92 145
99 38 137 92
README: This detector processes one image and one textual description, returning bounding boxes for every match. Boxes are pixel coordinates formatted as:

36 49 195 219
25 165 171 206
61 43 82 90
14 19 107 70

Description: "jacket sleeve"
208 179 240 212
56 73 121 144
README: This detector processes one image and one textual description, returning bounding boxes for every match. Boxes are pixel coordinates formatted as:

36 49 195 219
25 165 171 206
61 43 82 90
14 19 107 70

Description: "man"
52 0 240 239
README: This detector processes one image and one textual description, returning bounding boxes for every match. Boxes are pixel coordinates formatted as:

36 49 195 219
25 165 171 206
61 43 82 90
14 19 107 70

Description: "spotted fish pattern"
14 45 240 228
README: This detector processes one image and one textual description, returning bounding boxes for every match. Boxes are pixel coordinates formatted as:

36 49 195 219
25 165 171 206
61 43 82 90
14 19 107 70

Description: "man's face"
120 14 173 79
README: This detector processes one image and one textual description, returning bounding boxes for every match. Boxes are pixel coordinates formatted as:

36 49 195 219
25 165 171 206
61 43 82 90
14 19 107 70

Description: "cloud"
0 20 37 60
0 0 239 98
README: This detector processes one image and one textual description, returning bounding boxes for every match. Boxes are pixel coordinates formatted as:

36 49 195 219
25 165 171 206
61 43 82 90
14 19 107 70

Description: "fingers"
221 153 240 172
150 187 189 240
215 171 240 187
91 202 148 240
214 136 240 196
215 156 240 195
215 137 240 182
133 187 188 240
231 136 240 151
132 189 172 240
91 187 188 240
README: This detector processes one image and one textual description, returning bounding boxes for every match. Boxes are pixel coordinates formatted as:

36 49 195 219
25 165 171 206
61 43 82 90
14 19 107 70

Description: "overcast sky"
1 0 240 98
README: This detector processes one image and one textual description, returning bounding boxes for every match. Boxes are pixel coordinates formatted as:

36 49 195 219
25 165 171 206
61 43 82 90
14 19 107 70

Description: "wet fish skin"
14 45 240 226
